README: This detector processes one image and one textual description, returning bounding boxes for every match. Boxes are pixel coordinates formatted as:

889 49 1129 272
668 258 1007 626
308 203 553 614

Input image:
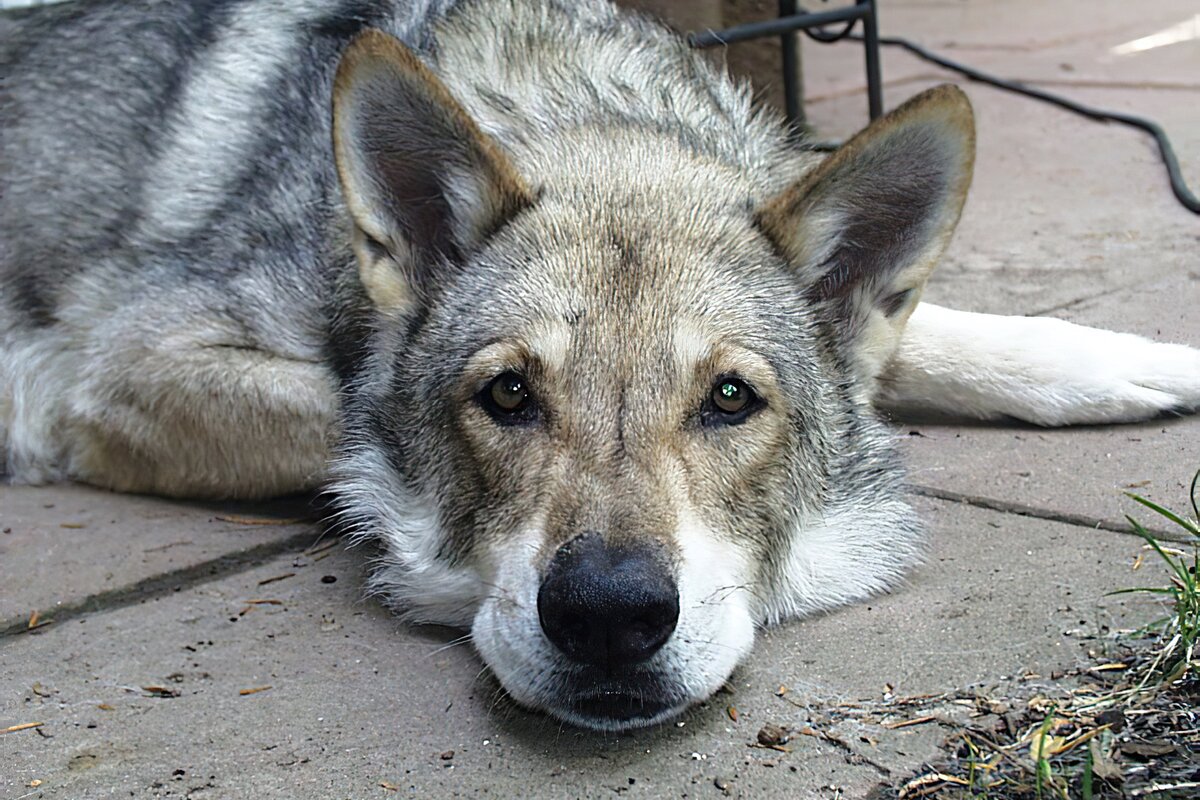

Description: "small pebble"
757 723 790 747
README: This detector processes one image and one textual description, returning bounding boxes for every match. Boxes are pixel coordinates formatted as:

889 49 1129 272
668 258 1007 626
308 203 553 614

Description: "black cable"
798 16 856 43
846 32 1200 215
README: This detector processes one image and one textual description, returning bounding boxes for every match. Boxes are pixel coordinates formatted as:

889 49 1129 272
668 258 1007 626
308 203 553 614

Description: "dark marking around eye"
701 376 764 427
478 371 538 426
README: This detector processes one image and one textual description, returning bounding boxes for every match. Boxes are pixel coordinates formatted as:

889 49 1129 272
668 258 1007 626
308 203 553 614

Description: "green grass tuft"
1116 469 1200 686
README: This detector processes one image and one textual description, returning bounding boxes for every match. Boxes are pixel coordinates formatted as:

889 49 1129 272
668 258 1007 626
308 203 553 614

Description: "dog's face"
389 177 828 728
330 32 974 729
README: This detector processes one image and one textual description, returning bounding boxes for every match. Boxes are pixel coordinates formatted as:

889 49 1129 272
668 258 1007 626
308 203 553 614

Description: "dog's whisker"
472 579 525 608
675 636 744 653
425 633 476 657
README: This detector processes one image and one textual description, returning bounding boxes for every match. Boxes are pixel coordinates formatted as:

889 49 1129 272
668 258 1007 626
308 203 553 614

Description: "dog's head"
329 31 974 730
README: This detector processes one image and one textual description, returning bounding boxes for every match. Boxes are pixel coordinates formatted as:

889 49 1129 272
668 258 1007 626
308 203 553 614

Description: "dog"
3 0 1199 731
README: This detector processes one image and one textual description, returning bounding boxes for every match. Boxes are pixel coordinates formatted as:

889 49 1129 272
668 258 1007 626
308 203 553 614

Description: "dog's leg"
875 303 1200 425
69 346 338 499
3 331 338 499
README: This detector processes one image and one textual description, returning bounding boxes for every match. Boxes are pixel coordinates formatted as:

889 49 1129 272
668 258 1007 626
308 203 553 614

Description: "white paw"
882 305 1200 426
1017 323 1200 424
1002 320 1200 425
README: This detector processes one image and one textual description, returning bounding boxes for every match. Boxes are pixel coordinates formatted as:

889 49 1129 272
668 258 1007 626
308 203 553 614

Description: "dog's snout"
537 533 679 669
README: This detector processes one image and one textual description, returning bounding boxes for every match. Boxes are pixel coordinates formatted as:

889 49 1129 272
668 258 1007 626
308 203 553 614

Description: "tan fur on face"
443 199 797 571
451 205 788 723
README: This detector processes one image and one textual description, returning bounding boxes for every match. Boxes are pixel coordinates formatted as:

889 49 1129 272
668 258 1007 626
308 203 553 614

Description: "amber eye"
480 371 537 424
702 376 761 426
713 379 750 413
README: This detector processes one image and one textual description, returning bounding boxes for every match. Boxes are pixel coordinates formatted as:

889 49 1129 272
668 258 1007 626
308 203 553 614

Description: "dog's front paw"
1080 335 1200 422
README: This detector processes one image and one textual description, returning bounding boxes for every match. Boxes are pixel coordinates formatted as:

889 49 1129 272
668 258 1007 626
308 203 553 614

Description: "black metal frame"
688 0 882 125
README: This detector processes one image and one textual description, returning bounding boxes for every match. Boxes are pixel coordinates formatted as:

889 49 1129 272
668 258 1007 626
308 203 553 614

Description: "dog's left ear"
332 30 534 311
758 85 975 383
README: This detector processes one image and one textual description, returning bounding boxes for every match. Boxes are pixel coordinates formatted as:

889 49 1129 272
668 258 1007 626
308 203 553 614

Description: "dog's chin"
545 672 693 731
556 693 687 731
474 618 736 731
471 610 705 730
475 633 714 731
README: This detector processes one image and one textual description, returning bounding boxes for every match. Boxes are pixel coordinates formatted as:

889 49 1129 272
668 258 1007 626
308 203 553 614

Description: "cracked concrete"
0 487 324 636
2 1 1198 797
0 500 1167 799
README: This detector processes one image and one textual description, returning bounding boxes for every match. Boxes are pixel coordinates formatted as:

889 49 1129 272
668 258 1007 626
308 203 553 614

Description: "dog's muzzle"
537 533 680 722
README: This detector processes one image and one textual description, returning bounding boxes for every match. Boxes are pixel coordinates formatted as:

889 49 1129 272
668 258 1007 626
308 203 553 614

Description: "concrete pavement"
2 1 1198 797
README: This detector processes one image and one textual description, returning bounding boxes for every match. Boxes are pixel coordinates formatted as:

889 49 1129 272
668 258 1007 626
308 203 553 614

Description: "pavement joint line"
1027 266 1190 317
803 71 1200 110
1002 78 1200 93
1026 282 1135 317
0 527 326 644
910 484 1193 543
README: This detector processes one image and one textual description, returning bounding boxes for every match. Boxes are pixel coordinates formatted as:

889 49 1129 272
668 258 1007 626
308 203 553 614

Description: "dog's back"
0 0 413 495
3 0 211 295
2 0 423 329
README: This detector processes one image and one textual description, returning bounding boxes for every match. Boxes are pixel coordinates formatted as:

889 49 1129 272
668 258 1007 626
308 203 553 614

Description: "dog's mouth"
573 690 672 724
553 672 688 730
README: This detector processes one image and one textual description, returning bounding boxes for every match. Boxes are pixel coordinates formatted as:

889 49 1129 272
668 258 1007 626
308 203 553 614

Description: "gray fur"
1 0 964 728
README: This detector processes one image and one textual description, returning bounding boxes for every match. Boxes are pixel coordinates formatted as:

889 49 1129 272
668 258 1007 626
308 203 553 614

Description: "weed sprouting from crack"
869 470 1200 800
1113 469 1200 689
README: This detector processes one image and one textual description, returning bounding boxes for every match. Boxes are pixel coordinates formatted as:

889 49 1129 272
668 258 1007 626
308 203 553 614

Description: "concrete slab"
937 83 1198 318
971 29 1200 88
765 497 1162 693
875 0 1190 52
0 548 886 800
0 499 1166 799
792 0 1198 103
0 484 325 634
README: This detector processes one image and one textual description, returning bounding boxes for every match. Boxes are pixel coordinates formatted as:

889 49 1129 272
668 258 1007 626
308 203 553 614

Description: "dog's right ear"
332 30 533 311
757 85 975 385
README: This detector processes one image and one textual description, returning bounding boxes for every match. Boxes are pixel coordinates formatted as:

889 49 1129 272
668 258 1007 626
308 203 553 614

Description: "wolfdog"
3 0 1198 730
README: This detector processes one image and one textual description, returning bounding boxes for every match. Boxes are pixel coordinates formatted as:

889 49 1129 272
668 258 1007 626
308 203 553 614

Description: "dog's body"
3 0 1199 729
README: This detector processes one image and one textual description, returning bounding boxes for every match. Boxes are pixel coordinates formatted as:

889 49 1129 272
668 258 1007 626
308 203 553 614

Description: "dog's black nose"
537 533 679 669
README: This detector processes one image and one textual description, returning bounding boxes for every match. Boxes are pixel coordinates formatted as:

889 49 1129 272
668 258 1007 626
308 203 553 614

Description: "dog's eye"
480 371 537 424
713 379 750 413
703 377 762 426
